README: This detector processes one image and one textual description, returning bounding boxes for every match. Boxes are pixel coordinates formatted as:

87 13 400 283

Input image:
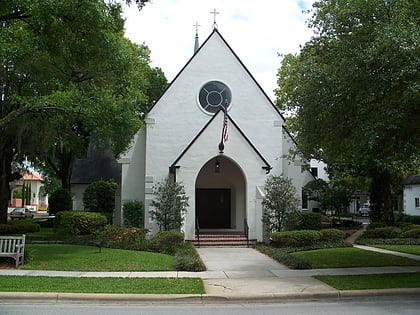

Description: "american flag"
222 114 228 142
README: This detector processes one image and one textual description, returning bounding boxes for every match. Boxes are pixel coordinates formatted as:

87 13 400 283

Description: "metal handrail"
244 218 249 248
195 217 200 248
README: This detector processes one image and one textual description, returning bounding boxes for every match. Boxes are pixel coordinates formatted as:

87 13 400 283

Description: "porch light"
215 160 220 173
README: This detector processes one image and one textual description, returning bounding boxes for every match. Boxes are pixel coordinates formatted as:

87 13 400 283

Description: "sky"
123 0 316 101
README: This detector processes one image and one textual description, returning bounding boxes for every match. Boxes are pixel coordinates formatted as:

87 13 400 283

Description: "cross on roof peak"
210 8 219 29
193 21 201 34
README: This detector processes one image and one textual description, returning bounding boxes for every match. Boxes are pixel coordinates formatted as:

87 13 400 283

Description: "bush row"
356 238 420 246
54 211 108 236
174 242 206 272
363 226 420 239
270 229 346 248
0 222 40 234
285 212 322 231
99 226 149 251
394 213 420 225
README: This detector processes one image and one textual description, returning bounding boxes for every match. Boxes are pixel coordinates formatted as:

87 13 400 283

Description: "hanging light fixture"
214 159 220 173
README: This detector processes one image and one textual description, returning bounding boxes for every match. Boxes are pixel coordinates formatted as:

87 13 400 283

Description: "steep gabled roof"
147 29 286 123
71 145 121 184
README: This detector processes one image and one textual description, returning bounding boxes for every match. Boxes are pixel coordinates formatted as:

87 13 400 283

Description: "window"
415 197 420 208
198 81 231 114
310 167 318 177
302 191 308 209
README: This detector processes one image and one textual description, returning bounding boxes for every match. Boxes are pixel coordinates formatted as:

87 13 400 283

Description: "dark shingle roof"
402 175 420 185
70 146 121 185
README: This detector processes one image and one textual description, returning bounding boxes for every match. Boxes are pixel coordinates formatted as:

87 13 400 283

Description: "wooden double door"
196 188 231 229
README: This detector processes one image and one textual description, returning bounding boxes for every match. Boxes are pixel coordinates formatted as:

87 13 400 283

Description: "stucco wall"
123 31 313 240
404 185 420 216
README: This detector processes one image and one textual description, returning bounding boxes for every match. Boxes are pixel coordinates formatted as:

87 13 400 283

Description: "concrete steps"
190 232 256 247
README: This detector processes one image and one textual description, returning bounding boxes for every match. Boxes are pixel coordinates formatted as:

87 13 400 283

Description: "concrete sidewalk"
1 246 420 302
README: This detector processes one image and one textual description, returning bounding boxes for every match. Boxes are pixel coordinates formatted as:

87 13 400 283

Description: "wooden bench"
0 235 26 268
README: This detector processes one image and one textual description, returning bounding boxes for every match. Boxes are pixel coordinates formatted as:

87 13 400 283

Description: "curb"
1 288 419 303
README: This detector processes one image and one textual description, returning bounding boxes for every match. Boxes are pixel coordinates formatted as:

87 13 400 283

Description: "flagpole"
218 99 228 153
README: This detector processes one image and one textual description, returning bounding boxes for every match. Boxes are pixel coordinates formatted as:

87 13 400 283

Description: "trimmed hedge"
270 230 321 247
395 213 420 225
401 228 420 239
331 217 362 228
150 231 185 255
48 188 72 215
356 238 420 245
0 222 40 235
123 200 144 228
319 228 346 242
100 226 148 251
174 242 206 271
286 211 322 231
363 227 402 239
54 211 108 236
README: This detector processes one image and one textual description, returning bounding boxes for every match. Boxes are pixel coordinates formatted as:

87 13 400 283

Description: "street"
1 295 419 315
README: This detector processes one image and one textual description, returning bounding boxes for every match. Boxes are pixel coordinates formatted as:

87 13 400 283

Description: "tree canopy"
0 0 167 223
275 0 420 224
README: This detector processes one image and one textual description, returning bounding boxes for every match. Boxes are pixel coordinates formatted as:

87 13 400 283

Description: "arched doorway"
195 156 246 231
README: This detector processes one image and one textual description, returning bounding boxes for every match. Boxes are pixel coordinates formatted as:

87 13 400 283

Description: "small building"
402 175 420 216
10 172 47 210
70 145 121 212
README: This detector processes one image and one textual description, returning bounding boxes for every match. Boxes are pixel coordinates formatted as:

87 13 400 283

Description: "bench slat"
0 235 25 268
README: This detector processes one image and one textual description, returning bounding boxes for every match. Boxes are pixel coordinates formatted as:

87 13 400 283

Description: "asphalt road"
1 296 419 315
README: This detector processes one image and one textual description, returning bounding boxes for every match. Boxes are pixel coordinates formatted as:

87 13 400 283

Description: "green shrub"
54 211 108 236
395 222 420 231
363 226 402 239
270 230 321 247
356 237 420 245
100 226 148 251
173 242 206 271
395 212 420 225
83 180 118 214
367 221 387 229
151 231 184 255
0 222 40 234
332 217 362 228
286 212 322 231
123 200 144 228
320 228 346 242
402 228 420 239
149 178 189 231
48 188 72 215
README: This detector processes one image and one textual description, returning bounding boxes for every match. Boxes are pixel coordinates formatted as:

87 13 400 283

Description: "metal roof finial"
210 8 219 29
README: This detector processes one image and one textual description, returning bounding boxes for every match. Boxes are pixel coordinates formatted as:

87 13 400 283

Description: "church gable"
145 29 287 179
170 109 272 176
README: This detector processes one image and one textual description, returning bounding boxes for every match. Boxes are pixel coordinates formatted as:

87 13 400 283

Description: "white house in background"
115 29 314 242
10 172 48 210
403 175 420 216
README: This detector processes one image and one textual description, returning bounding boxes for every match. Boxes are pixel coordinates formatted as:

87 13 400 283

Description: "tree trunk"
0 144 13 224
46 149 75 190
369 167 394 225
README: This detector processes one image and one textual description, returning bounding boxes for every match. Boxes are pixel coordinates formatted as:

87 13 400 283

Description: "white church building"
115 29 314 242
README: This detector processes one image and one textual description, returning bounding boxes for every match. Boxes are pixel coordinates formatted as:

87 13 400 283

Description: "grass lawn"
315 272 420 290
26 227 56 239
292 247 420 268
371 245 420 256
23 244 176 271
0 276 204 294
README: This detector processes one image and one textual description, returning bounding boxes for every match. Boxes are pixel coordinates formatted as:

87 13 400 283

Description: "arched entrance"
195 156 246 231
